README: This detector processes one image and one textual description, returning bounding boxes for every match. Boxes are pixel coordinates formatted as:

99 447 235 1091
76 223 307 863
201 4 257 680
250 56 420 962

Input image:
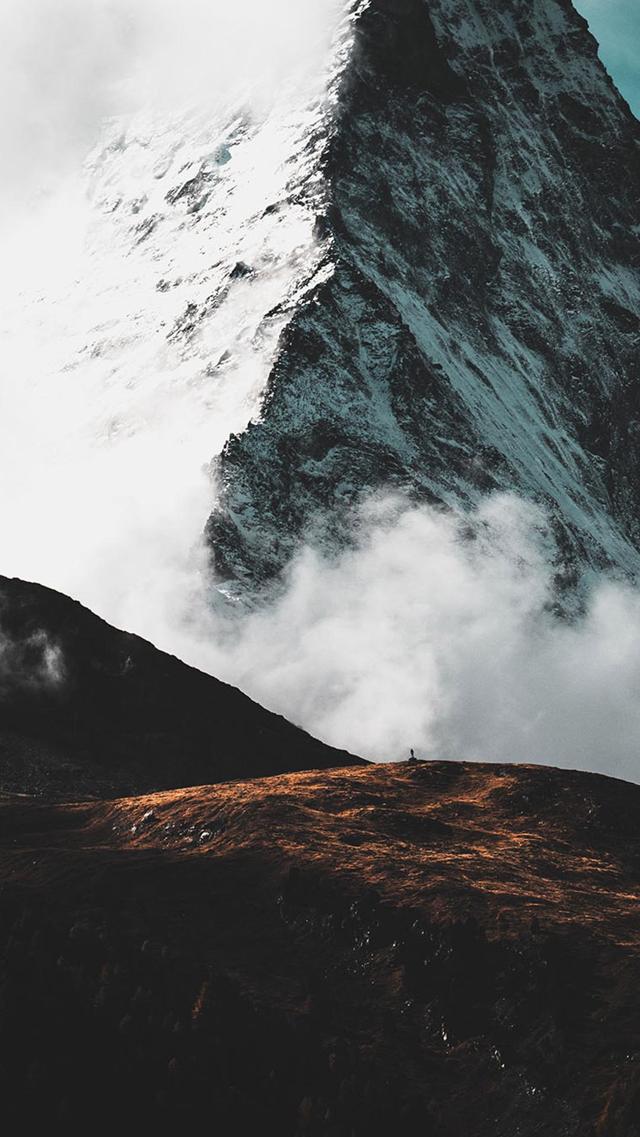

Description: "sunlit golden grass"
3 761 638 948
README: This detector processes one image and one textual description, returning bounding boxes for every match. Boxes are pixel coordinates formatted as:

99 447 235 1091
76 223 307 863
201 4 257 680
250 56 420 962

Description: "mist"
0 0 344 208
150 494 639 784
0 627 65 694
0 0 347 633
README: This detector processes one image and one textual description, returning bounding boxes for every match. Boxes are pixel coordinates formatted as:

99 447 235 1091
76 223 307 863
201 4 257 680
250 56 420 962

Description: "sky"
573 0 640 115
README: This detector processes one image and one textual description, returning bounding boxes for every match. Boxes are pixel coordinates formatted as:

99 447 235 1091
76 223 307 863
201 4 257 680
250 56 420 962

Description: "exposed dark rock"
208 0 640 592
0 576 363 799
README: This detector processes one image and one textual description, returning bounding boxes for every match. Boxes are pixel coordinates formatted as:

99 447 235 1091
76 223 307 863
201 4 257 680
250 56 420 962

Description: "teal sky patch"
573 0 640 116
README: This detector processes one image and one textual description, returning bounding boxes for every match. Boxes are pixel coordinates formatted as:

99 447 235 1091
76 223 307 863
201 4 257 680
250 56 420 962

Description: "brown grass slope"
1 760 639 1135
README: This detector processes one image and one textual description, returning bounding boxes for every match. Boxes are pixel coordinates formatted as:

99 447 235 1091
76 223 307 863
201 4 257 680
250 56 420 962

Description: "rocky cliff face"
208 0 640 595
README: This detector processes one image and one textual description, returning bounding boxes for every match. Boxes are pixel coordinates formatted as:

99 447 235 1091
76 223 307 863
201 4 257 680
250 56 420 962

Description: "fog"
154 494 640 784
0 628 65 693
0 0 344 207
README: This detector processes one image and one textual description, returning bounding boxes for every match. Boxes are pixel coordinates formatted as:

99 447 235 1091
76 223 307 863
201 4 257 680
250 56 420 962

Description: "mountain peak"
209 0 640 596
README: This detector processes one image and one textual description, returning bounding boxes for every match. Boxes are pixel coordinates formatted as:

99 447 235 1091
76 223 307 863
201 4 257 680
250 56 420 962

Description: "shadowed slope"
1 760 639 1134
0 575 363 798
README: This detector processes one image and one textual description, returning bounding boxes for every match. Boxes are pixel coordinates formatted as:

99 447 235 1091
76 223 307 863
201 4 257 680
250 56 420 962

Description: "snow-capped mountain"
209 0 640 595
3 0 637 618
0 1 356 634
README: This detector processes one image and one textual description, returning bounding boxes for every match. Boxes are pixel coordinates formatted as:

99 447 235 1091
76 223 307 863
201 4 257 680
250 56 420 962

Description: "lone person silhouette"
408 748 418 764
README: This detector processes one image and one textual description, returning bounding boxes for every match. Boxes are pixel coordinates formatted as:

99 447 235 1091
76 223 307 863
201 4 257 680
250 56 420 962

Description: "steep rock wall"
207 0 640 593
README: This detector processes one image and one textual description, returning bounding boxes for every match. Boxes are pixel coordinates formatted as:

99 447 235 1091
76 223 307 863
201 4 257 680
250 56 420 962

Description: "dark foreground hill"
1 760 639 1135
0 575 362 798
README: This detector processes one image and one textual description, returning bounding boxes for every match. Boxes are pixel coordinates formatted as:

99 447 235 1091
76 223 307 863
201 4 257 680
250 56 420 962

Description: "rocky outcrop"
208 0 640 593
0 576 363 798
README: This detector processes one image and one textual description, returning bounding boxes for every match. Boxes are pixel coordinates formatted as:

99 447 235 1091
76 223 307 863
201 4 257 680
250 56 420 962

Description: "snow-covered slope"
4 0 637 621
208 0 640 595
0 2 354 634
1 0 640 774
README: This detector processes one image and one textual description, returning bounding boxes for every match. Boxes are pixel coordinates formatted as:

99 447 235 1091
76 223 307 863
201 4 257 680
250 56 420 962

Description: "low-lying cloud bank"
172 494 640 783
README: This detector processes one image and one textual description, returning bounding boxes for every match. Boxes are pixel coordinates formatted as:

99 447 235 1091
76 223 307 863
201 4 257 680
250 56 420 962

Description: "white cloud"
0 0 343 206
0 0 345 644
166 494 640 783
0 627 65 692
